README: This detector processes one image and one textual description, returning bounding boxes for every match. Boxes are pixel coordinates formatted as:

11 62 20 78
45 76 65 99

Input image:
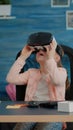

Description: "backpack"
6 84 16 101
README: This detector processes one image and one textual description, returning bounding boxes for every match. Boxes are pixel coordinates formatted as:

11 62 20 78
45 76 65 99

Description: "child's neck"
40 64 47 74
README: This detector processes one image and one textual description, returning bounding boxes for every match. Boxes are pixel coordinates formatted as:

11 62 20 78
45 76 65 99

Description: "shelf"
0 16 16 19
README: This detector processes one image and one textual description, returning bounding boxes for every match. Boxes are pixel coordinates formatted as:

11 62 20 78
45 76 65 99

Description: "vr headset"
27 32 53 46
27 32 53 52
30 46 47 52
27 32 63 58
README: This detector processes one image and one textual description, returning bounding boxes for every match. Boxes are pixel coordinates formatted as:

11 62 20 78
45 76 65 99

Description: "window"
66 11 73 29
51 0 70 7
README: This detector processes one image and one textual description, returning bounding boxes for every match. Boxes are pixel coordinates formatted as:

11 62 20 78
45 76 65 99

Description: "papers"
58 101 73 112
6 104 28 109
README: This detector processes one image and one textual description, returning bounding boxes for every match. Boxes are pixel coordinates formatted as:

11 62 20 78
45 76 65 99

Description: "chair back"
61 45 73 100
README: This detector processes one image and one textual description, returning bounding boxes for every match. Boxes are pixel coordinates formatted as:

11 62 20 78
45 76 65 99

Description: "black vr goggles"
27 32 63 58
27 32 53 46
27 32 53 53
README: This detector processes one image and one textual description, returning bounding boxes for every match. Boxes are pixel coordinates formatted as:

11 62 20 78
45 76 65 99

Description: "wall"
0 0 73 92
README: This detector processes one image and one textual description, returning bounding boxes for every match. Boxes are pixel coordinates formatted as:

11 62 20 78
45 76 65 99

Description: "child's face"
36 50 46 63
36 49 47 63
35 44 54 63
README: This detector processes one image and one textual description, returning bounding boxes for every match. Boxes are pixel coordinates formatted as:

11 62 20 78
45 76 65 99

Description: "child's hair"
56 44 64 59
56 45 70 90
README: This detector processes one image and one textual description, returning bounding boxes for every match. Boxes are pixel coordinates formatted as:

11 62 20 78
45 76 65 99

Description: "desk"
0 101 73 122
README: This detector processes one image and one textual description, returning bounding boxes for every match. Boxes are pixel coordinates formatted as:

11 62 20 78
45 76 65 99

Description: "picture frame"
66 11 73 29
51 0 70 7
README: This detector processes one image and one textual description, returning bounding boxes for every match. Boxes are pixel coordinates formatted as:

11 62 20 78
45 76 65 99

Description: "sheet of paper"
6 104 28 109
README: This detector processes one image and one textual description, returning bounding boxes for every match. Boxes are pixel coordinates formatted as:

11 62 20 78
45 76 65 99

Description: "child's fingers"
50 41 57 50
23 45 34 52
53 40 57 49
44 45 50 52
53 37 57 47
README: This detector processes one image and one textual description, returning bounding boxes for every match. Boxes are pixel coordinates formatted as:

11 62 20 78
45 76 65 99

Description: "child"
6 32 67 130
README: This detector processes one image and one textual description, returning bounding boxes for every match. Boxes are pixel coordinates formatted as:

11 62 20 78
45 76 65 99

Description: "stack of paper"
58 101 73 112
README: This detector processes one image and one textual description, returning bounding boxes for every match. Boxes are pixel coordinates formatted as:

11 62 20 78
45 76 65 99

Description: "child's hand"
45 40 57 59
21 45 34 60
62 122 67 130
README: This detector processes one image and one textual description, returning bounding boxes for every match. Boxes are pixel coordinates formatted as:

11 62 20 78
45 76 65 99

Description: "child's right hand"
21 45 34 60
62 122 67 130
45 40 57 59
49 41 57 58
